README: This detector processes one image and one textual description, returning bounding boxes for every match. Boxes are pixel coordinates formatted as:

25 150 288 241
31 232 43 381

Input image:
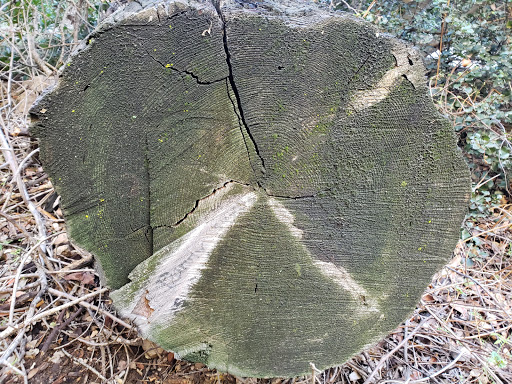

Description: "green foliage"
327 0 511 219
487 332 511 368
0 0 107 73
488 351 508 369
466 131 511 173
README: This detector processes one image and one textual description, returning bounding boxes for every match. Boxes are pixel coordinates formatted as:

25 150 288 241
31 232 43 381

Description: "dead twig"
57 250 94 274
7 232 63 325
47 287 133 330
0 101 48 257
0 211 32 238
0 287 108 340
362 0 377 18
61 348 108 382
434 0 451 88
26 33 53 76
378 348 469 383
40 306 84 353
363 316 431 384
0 261 47 377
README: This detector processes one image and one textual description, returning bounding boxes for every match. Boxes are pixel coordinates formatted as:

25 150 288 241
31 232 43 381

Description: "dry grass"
1 1 511 383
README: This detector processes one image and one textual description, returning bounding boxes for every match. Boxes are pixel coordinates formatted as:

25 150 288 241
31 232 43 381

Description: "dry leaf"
142 339 164 359
25 348 39 359
132 290 154 319
450 303 469 320
63 271 95 285
349 371 361 382
28 367 40 380
56 244 72 256
461 58 472 67
53 233 68 246
410 370 422 380
422 293 435 302
50 350 65 364
164 379 194 384
117 360 127 371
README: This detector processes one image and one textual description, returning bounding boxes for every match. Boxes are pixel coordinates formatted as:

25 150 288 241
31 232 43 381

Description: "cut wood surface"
30 0 471 378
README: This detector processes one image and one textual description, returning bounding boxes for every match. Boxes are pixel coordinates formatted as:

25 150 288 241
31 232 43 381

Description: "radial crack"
213 1 267 181
154 180 252 229
266 187 332 200
144 132 154 255
267 193 317 200
146 50 227 85
224 78 264 184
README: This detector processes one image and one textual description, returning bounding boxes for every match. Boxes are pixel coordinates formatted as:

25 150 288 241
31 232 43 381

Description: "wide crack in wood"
212 4 333 201
266 193 318 199
223 77 264 181
213 1 267 184
151 4 332 220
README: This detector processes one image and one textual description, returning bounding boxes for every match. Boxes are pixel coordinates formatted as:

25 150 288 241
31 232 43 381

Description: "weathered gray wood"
31 0 470 378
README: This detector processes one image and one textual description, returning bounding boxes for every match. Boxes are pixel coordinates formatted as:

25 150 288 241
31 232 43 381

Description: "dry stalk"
363 317 430 384
61 348 108 382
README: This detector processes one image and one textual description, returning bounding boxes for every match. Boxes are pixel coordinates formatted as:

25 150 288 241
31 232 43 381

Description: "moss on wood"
31 0 470 377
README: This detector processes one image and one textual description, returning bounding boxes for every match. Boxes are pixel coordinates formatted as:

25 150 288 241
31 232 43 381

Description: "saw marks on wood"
31 0 470 377
112 185 257 332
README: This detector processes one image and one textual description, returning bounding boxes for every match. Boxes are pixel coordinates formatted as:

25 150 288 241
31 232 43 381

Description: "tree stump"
31 0 470 377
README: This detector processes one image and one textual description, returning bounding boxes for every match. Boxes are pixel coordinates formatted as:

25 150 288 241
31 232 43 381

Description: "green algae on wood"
31 0 470 378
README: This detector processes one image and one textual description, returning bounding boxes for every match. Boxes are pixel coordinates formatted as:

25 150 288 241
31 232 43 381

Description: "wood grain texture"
31 0 470 377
